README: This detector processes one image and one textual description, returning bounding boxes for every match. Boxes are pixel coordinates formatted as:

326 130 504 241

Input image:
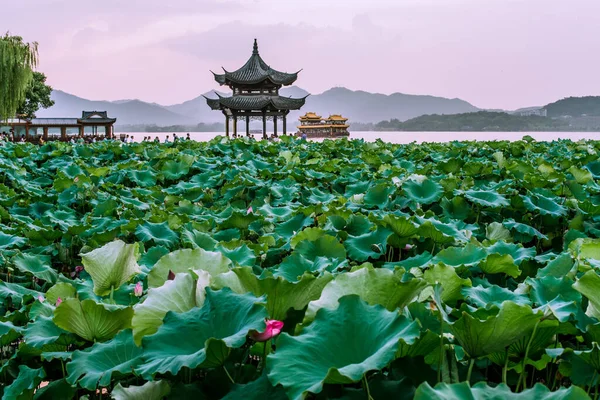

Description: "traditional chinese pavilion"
297 113 350 138
205 39 307 138
1 111 117 143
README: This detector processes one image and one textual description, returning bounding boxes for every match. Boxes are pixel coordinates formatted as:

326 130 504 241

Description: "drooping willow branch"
0 32 39 121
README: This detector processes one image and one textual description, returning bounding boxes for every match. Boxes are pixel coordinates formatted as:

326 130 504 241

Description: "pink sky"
5 0 600 109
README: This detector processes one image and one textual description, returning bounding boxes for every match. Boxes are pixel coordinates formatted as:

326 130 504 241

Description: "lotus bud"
38 296 44 302
250 319 284 342
403 244 414 251
167 270 176 280
247 206 253 214
56 297 63 306
74 177 79 183
134 281 143 297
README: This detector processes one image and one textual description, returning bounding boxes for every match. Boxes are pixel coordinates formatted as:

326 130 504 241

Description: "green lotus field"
1 135 600 399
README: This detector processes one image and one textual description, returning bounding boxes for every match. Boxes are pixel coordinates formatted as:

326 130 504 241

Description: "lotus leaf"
268 295 420 400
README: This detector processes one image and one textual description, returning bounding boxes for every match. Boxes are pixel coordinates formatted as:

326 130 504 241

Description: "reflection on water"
123 131 600 144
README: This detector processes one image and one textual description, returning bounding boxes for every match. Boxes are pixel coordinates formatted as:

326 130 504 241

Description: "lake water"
122 131 600 144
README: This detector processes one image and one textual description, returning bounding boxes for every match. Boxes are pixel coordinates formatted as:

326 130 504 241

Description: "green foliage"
16 71 54 118
0 137 599 397
0 33 38 120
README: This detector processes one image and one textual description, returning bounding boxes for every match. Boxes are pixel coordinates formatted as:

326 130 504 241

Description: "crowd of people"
1 131 309 144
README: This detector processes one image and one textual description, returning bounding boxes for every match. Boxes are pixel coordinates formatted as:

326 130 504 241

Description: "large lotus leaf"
45 282 77 304
132 273 198 345
33 378 77 400
522 192 567 217
80 240 141 296
344 227 392 262
213 267 333 321
223 373 287 400
433 243 487 267
537 252 575 278
148 248 231 288
303 265 427 325
0 231 26 249
258 204 294 220
403 178 443 205
216 243 257 266
569 166 594 184
573 270 600 318
0 321 22 346
136 288 267 379
135 222 179 249
12 253 58 283
569 238 600 263
296 235 346 261
485 222 512 242
66 330 143 390
462 285 531 310
2 365 45 400
0 281 41 306
23 316 77 348
486 241 536 265
53 298 133 342
381 214 419 238
364 182 395 208
479 254 521 278
290 228 326 249
503 219 548 241
161 160 190 180
181 229 218 251
268 295 420 400
424 263 471 304
112 380 171 400
450 302 542 358
459 189 510 208
275 253 346 282
128 169 157 187
414 382 589 400
394 252 433 270
417 217 471 244
274 214 312 241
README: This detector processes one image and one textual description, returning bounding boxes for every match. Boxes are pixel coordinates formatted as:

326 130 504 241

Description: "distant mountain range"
37 87 480 127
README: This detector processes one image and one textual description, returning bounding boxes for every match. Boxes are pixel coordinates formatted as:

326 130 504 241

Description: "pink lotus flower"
247 206 253 214
56 297 62 306
134 282 143 297
251 319 284 342
404 244 414 251
74 177 79 183
38 296 44 302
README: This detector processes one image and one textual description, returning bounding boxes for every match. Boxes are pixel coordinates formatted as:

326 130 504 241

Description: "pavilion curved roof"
212 39 300 86
205 93 308 111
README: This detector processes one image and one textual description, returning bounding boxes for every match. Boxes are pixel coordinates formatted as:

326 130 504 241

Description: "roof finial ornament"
253 38 259 55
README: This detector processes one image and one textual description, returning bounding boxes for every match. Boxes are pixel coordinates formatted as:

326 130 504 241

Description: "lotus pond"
1 136 600 399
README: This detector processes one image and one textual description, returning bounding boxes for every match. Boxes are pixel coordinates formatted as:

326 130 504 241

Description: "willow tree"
0 33 38 121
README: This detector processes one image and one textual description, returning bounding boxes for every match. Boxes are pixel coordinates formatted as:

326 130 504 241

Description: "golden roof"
326 114 348 121
299 112 322 120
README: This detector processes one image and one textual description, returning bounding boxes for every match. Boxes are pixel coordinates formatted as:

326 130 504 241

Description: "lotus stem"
110 286 114 303
589 371 598 396
516 320 539 392
437 312 444 383
223 366 235 384
363 375 374 400
502 348 509 385
466 358 475 383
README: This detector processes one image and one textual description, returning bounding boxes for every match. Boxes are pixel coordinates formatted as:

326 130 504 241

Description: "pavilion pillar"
225 115 230 137
60 127 66 141
79 126 84 138
283 114 287 135
273 115 278 137
25 123 29 142
233 116 238 137
43 127 48 140
245 115 250 137
262 113 267 139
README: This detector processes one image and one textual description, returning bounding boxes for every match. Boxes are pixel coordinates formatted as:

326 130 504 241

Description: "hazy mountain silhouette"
39 86 479 126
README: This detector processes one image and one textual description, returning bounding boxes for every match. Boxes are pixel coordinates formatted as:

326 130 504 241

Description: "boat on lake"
296 112 350 138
